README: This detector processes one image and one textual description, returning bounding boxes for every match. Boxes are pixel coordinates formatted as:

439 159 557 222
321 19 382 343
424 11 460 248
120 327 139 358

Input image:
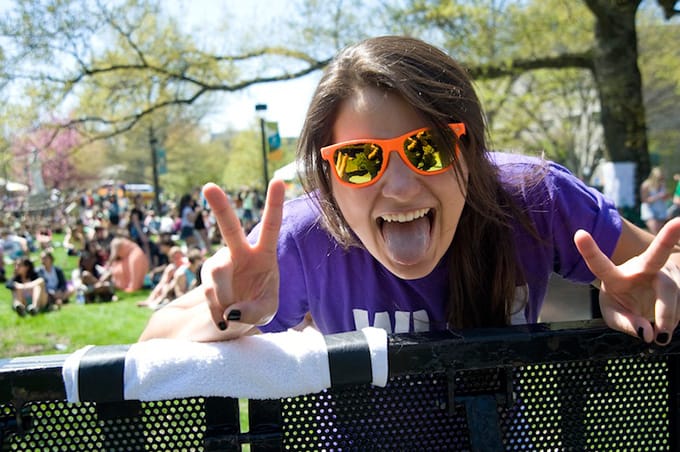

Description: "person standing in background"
667 173 680 220
128 194 151 258
640 166 669 234
192 188 210 254
178 194 197 250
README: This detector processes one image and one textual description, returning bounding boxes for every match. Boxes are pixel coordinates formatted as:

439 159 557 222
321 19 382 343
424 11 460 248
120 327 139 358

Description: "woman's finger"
653 264 680 343
639 217 680 273
202 183 248 255
600 293 653 342
255 179 286 255
201 247 235 329
574 229 620 282
601 303 641 338
203 284 228 329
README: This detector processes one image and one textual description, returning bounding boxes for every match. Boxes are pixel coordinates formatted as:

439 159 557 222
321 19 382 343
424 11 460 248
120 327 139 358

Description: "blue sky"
170 0 321 137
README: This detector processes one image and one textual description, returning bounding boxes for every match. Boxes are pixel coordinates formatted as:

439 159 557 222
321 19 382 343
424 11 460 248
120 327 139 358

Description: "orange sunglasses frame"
320 122 466 188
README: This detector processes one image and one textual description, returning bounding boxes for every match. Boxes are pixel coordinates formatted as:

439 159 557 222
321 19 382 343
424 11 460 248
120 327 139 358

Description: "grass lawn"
1 233 155 358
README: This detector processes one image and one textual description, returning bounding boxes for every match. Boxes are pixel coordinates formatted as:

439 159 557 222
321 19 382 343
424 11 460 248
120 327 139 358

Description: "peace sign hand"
574 218 680 345
200 180 285 335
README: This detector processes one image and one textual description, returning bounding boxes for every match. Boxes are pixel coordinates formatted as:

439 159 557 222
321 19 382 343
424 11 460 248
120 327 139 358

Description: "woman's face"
16 261 28 276
329 87 468 279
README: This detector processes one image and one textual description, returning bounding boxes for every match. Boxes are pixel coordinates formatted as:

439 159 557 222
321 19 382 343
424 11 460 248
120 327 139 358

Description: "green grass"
1 233 154 358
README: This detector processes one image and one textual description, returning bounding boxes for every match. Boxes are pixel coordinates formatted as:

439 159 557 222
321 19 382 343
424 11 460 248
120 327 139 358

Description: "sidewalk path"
539 275 593 323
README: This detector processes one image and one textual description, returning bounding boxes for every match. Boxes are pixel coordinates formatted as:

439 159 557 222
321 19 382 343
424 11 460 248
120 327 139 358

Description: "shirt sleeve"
544 162 623 282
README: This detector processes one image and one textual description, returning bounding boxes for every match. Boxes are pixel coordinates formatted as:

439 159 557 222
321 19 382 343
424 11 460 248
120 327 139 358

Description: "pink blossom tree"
12 124 82 192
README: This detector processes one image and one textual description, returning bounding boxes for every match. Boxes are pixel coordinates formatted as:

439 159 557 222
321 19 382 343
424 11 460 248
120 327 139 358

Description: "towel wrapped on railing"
62 327 388 403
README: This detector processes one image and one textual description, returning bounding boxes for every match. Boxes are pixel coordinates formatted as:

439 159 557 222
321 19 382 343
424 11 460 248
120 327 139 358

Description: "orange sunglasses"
320 123 466 187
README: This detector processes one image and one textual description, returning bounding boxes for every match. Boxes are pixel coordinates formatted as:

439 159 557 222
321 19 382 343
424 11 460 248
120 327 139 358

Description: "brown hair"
298 36 534 328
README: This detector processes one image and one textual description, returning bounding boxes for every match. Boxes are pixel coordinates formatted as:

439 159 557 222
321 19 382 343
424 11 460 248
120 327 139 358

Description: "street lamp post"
255 103 269 190
149 133 162 215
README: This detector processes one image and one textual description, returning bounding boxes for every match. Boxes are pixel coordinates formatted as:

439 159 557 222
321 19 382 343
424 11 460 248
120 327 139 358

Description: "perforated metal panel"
282 374 473 451
2 398 208 452
0 355 675 451
510 356 672 451
279 355 673 450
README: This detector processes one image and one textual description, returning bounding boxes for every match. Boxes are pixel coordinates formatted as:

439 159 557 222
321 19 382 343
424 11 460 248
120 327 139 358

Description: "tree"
637 9 680 172
584 0 649 189
389 0 678 200
1 0 678 203
0 0 327 143
215 127 297 192
11 122 80 192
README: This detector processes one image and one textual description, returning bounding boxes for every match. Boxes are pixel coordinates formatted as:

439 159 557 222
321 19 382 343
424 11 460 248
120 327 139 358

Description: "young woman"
38 251 71 307
7 258 49 316
140 36 680 346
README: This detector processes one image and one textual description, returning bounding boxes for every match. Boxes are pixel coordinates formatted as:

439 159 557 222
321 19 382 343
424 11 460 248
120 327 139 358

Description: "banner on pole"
156 148 167 175
266 121 282 161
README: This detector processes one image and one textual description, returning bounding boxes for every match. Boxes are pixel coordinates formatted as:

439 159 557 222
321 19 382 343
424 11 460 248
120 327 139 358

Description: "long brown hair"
298 36 534 328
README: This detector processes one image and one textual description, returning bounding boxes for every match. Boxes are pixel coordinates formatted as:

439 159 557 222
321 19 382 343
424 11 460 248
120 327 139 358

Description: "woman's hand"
200 180 285 333
574 218 680 345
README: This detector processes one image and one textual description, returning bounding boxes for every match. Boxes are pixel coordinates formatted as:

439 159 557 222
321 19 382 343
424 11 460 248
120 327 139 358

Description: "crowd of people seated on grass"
1 184 267 317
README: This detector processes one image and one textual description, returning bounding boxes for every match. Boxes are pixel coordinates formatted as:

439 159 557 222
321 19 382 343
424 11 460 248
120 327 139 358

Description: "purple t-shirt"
253 153 622 334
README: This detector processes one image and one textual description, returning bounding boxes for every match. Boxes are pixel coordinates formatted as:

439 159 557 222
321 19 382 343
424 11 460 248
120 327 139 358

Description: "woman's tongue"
381 216 431 265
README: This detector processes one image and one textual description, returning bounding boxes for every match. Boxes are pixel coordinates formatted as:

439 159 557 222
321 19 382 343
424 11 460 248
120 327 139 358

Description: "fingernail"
637 327 645 341
656 332 669 345
227 310 241 321
218 321 227 331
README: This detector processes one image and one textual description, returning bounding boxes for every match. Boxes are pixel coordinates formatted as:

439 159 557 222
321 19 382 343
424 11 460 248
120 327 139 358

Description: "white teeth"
380 208 430 223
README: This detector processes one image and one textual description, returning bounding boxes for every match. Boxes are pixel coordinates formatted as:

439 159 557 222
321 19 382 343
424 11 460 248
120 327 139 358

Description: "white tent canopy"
0 178 29 193
273 160 304 181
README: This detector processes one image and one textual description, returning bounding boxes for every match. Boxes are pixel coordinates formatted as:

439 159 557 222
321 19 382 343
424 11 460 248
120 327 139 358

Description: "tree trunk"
585 0 649 203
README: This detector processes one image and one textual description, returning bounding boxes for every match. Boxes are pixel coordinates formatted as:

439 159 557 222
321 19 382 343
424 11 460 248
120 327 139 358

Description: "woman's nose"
378 150 421 199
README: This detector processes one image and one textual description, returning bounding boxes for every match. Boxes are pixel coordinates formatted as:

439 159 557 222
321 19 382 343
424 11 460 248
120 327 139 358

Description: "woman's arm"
15 277 46 290
138 286 257 342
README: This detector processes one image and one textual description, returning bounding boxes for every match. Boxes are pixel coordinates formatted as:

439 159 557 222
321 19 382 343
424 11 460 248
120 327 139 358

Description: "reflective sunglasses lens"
403 130 450 172
333 143 383 185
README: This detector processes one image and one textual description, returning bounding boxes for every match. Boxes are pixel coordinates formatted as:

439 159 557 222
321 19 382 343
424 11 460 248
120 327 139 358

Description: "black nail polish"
637 327 645 340
656 332 669 344
218 321 227 331
227 310 241 321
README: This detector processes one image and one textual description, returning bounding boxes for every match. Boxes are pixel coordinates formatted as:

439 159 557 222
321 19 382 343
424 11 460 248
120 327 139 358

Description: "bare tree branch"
468 51 594 79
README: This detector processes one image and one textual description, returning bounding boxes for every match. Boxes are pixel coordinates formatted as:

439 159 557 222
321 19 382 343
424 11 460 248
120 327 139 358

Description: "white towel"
63 327 388 403
62 344 94 403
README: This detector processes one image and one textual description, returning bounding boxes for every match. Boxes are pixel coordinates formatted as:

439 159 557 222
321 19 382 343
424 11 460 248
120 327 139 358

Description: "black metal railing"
1 319 678 451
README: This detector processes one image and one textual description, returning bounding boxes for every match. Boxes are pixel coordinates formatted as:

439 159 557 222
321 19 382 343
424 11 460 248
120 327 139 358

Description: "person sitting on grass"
63 219 89 256
6 257 49 316
138 245 186 308
146 247 203 311
73 247 116 302
107 236 149 292
146 238 175 287
37 251 71 309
